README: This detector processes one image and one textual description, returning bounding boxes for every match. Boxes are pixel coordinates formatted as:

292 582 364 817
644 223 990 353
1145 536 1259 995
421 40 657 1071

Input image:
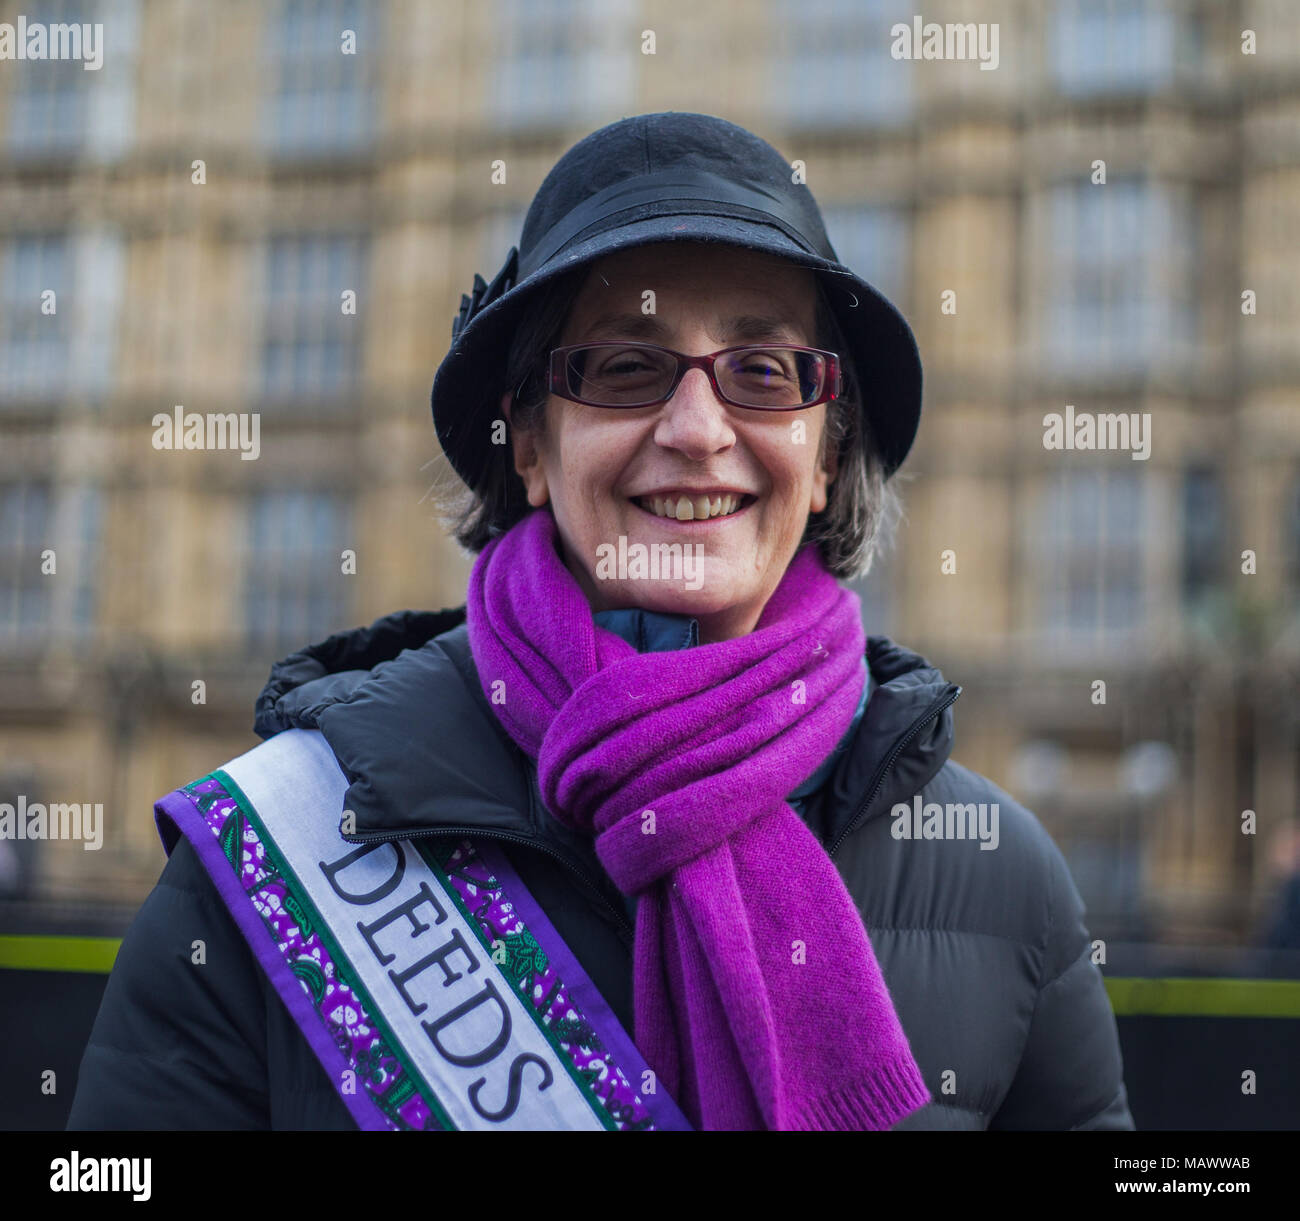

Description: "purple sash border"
154 788 388 1132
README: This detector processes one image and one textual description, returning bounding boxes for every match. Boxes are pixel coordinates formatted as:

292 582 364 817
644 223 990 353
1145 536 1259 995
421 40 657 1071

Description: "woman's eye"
591 347 658 373
599 359 649 376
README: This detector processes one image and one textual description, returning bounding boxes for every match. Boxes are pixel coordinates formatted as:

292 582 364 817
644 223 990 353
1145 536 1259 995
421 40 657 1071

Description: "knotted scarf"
466 506 930 1130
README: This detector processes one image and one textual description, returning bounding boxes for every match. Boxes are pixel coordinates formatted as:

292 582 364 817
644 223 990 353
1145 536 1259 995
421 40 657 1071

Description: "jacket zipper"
827 685 963 861
345 823 636 942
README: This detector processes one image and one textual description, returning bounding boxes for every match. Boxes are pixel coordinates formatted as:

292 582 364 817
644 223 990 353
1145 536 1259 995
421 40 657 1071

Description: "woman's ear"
502 390 550 508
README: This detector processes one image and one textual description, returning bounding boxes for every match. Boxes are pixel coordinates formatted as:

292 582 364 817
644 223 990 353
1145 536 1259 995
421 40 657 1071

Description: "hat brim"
432 213 921 492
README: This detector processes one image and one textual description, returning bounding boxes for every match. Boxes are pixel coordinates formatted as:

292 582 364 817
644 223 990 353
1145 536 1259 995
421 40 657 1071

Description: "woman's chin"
602 578 751 620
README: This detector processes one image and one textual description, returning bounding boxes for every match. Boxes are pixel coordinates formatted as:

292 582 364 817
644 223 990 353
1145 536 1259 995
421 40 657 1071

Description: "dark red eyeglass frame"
544 341 842 411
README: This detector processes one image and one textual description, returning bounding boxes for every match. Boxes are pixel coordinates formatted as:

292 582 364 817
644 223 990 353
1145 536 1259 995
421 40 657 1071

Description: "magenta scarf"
466 507 930 1130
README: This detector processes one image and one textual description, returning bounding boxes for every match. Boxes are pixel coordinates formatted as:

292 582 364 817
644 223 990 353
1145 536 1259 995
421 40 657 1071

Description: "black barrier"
3 959 1299 1132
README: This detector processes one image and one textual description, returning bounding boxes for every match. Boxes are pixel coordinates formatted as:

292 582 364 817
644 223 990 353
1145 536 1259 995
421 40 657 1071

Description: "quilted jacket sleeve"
989 834 1136 1131
66 834 272 1130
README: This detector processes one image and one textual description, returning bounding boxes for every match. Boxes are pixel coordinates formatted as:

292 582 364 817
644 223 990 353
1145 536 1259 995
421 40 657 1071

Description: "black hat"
431 111 922 491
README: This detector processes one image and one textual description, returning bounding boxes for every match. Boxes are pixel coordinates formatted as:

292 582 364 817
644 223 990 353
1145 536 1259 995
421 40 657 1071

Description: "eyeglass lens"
562 344 825 408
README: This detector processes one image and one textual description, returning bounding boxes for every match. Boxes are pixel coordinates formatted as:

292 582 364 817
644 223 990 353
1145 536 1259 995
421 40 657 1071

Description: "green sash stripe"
415 840 620 1131
211 768 458 1132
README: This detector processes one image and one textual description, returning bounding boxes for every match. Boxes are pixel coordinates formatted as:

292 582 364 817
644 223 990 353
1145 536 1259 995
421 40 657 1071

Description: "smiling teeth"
641 494 742 521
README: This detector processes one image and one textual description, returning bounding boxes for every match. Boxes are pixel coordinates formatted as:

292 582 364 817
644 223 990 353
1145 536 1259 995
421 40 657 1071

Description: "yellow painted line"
1105 977 1300 1018
0 935 1298 1019
0 935 121 973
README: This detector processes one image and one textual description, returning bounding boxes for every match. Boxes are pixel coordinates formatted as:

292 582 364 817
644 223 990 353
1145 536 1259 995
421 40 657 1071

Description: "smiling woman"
69 111 1134 1134
451 247 891 593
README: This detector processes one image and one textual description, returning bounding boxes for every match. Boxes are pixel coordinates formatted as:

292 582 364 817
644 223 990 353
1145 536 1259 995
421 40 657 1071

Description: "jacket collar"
253 606 960 857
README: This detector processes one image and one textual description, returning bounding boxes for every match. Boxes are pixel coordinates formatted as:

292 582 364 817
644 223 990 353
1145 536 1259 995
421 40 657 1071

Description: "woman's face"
503 242 836 643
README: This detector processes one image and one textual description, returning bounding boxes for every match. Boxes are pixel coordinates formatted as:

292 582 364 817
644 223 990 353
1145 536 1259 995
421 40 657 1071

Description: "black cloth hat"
431 111 922 490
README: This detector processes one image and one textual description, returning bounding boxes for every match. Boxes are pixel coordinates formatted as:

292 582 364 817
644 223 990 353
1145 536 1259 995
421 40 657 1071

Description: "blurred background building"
1 0 1298 980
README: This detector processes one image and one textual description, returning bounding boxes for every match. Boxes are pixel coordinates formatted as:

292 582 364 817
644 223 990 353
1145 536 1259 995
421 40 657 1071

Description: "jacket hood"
252 605 961 857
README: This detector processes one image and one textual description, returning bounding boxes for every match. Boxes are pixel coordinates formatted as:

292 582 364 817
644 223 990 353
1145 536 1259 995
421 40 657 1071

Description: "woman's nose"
653 365 735 458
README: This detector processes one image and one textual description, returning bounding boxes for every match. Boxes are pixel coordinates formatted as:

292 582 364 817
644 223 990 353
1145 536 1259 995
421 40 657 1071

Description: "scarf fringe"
787 1054 932 1131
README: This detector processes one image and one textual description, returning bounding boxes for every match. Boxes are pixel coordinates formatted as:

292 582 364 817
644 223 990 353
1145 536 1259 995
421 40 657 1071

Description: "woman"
69 112 1133 1131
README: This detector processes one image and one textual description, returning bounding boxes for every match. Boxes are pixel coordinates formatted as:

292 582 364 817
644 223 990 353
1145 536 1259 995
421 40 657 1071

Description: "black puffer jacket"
69 607 1134 1130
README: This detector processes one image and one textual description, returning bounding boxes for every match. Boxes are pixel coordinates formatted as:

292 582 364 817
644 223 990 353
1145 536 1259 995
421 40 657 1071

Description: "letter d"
318 841 406 905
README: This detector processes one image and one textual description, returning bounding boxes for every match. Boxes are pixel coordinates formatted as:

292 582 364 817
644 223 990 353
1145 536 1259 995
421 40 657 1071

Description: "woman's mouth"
633 493 755 522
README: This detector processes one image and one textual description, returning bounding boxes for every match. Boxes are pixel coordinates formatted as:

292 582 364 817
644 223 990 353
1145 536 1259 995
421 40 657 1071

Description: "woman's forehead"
566 246 817 340
568 307 812 348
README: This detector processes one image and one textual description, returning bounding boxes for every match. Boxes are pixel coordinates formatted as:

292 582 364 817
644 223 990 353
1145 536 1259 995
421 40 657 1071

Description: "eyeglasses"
544 342 841 411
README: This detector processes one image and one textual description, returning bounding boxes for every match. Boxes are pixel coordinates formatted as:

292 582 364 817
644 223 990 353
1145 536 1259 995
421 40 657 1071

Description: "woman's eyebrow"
578 312 806 344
